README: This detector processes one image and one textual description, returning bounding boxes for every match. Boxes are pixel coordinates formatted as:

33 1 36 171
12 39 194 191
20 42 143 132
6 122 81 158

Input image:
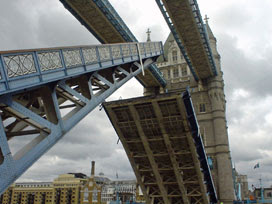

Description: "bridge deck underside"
162 0 213 79
60 0 126 44
60 0 165 88
104 93 209 204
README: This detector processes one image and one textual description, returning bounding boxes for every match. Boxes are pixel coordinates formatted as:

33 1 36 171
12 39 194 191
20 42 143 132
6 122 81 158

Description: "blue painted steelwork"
0 42 162 95
0 42 162 194
155 0 218 80
155 0 199 81
60 0 167 88
182 89 217 203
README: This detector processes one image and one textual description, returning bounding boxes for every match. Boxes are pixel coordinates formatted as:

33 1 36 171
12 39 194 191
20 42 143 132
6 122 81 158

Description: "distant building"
53 173 87 204
253 187 272 201
81 161 140 204
0 174 87 204
0 162 143 204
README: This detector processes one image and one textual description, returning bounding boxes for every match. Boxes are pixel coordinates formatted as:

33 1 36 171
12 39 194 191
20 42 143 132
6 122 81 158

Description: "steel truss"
0 41 161 194
103 90 217 204
60 0 167 88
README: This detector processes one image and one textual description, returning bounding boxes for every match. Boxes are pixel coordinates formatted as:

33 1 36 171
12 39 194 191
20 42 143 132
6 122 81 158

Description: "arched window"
173 68 179 78
181 67 187 76
172 50 177 62
167 70 171 79
199 103 206 113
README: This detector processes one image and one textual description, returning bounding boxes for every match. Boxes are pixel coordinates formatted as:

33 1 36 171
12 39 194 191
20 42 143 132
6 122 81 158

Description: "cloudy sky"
1 0 272 190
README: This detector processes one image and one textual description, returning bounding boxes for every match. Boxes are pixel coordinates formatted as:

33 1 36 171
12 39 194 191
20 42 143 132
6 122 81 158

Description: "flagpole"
258 164 264 202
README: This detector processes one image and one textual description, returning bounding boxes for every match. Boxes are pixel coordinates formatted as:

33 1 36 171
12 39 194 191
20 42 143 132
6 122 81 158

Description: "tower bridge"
0 0 235 203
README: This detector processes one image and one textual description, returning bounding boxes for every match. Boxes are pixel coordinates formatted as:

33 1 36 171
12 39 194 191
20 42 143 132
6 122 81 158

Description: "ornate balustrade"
0 41 162 95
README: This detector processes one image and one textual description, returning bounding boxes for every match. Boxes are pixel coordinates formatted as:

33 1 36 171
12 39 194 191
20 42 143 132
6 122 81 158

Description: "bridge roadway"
60 0 167 90
104 90 217 204
156 0 217 81
0 41 163 194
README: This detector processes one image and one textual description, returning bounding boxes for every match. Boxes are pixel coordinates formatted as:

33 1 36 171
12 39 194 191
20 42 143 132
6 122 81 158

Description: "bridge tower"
156 22 235 203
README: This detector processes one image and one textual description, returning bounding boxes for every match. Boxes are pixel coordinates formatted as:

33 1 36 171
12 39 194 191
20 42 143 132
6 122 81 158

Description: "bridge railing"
156 0 217 81
0 41 163 95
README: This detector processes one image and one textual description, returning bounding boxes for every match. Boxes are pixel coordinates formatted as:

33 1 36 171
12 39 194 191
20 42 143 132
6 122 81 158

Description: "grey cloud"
2 0 272 189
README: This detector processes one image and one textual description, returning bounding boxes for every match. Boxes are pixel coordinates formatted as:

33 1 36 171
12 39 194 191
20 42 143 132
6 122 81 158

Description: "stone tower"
154 22 235 203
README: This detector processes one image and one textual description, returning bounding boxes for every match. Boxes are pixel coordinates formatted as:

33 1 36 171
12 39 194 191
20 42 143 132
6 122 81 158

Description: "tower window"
199 103 206 113
167 70 171 79
181 67 187 76
173 68 179 78
172 51 177 62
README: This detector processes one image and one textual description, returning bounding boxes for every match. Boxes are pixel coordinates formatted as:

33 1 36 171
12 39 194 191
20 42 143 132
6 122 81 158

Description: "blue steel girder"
0 42 162 194
60 0 167 88
0 42 162 95
182 90 217 203
156 0 198 81
155 0 217 81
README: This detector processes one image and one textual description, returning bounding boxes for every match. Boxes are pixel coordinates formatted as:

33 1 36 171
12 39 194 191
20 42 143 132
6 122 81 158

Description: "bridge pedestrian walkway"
0 41 163 194
103 90 217 204
156 0 217 81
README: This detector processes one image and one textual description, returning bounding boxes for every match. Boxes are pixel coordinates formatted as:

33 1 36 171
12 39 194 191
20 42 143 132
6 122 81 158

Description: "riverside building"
0 162 143 204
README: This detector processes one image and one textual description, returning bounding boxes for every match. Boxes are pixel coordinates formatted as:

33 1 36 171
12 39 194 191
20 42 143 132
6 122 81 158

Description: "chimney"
91 161 95 177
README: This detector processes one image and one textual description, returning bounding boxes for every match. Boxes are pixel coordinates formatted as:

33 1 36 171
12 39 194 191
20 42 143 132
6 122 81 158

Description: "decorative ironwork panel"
82 47 97 64
145 43 151 54
38 51 62 72
121 45 130 57
139 43 145 54
154 42 158 52
156 42 161 52
150 43 155 53
63 49 82 68
98 46 110 61
3 54 36 78
111 45 121 59
130 44 138 56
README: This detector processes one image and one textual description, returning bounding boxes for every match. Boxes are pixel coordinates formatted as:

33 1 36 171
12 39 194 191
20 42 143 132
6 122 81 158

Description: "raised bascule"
0 0 234 203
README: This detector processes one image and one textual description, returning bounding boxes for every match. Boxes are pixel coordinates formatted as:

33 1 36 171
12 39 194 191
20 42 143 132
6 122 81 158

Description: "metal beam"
60 0 166 88
104 108 151 204
176 99 209 204
155 0 217 80
0 41 161 194
0 42 162 95
152 101 190 204
128 105 170 204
